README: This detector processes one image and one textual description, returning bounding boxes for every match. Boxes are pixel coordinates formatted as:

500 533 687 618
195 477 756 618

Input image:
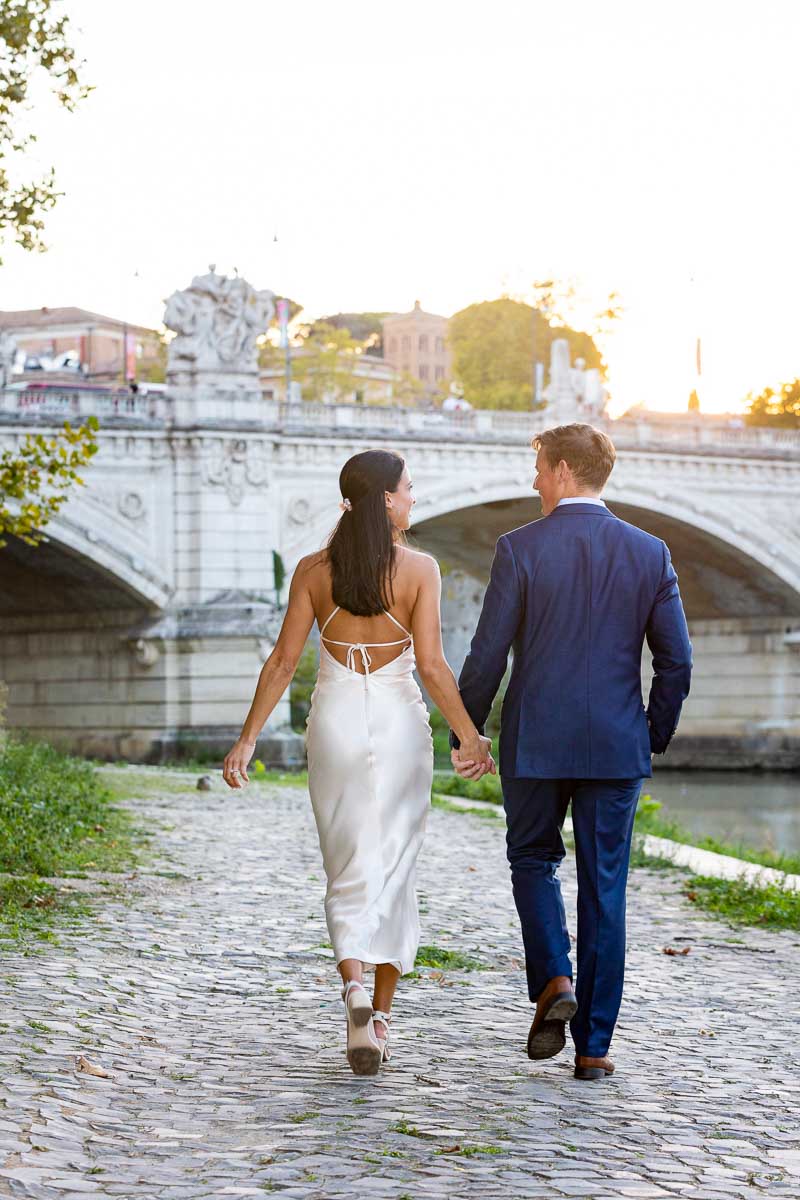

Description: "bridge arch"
1 517 172 618
408 482 800 620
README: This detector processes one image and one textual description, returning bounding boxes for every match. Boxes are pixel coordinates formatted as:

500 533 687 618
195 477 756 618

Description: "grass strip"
432 770 503 805
431 794 502 820
683 875 800 931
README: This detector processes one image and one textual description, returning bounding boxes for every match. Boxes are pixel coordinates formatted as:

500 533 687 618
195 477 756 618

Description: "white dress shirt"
556 496 607 508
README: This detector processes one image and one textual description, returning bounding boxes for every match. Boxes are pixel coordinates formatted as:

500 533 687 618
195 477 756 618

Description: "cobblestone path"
2 770 799 1199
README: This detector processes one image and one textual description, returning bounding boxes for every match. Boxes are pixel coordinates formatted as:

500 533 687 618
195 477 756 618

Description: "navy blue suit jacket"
453 502 693 779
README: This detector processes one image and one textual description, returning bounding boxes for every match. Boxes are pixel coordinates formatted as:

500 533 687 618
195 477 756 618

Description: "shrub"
0 737 123 876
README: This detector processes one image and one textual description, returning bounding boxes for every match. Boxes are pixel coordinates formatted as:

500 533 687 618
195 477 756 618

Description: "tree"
0 417 99 547
449 297 604 411
292 322 364 403
307 312 391 356
745 379 800 428
1 1 91 263
137 332 168 383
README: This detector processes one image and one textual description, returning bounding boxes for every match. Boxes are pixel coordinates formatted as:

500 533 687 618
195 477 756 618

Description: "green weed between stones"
392 1120 429 1139
0 877 92 952
414 944 484 971
435 1144 504 1157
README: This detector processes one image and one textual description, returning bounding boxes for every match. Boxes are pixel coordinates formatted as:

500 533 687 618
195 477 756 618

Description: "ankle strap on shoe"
372 1009 391 1025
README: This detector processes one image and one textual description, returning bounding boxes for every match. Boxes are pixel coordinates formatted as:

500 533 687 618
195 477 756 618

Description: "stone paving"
1 768 800 1200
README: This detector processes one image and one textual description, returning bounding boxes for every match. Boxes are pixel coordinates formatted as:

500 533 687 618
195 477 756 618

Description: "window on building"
419 364 429 381
389 338 397 354
435 337 445 354
419 334 428 352
401 335 411 352
435 366 445 381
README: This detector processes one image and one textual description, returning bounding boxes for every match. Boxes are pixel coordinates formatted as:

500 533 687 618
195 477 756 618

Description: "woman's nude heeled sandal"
342 981 381 1076
372 1009 392 1063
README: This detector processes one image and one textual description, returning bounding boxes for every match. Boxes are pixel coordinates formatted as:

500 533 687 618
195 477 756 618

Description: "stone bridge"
1 386 799 767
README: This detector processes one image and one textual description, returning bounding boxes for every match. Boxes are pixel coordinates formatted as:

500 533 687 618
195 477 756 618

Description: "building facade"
382 301 451 391
0 307 163 382
260 348 399 405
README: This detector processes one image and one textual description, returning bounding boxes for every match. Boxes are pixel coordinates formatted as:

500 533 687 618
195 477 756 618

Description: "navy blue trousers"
502 777 642 1058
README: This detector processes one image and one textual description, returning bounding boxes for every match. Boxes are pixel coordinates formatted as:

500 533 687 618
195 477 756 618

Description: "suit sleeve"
450 534 524 749
645 542 693 754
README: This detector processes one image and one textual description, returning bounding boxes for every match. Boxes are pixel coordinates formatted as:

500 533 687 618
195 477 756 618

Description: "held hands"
222 738 256 789
451 734 496 781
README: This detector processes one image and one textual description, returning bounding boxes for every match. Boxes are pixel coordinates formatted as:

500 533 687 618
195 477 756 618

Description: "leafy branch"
0 0 91 260
0 416 99 547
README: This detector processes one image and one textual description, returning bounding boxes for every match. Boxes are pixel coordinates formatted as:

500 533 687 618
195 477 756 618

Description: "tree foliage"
0 0 90 262
745 378 800 428
292 322 365 403
307 312 390 356
449 297 604 411
0 417 99 547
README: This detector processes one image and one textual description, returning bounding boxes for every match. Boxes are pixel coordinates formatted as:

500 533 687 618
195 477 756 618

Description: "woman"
223 449 493 1075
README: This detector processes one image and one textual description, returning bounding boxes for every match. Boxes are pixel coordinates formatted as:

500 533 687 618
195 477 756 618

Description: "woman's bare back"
302 545 432 675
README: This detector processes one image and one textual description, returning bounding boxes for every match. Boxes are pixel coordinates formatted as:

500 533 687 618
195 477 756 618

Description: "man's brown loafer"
574 1054 614 1080
527 976 578 1060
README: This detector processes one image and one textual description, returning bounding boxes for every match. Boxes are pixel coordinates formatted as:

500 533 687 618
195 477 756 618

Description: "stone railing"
266 400 800 459
0 386 166 422
2 387 799 459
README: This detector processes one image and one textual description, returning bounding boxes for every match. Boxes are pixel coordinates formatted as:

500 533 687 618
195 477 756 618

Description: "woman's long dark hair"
327 449 405 616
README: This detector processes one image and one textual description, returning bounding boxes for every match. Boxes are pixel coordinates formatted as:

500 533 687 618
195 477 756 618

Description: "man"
451 423 692 1080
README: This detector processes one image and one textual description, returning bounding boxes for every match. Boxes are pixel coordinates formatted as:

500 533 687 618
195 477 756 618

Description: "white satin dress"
306 607 434 976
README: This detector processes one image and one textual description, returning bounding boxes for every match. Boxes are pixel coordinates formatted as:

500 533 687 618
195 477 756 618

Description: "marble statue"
0 329 17 389
164 266 275 378
543 338 608 421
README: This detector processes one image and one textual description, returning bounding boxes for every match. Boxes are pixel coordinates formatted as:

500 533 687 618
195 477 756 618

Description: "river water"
645 770 800 857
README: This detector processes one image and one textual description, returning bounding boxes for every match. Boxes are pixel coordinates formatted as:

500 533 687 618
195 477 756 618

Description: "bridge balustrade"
0 387 164 422
1 388 799 458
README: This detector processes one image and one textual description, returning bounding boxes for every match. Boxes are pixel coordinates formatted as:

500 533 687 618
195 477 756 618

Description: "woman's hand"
459 732 492 764
451 746 497 780
222 738 256 789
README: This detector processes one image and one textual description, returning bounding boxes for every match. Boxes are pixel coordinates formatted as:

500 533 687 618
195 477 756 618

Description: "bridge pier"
0 600 303 767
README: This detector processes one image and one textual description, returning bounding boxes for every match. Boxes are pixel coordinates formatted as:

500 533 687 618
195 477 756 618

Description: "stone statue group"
164 265 275 376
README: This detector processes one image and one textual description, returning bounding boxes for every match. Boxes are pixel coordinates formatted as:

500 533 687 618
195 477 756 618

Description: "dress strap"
319 607 340 636
383 610 412 639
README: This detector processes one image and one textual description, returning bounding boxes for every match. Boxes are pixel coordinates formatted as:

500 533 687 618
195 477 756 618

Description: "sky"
2 0 799 414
